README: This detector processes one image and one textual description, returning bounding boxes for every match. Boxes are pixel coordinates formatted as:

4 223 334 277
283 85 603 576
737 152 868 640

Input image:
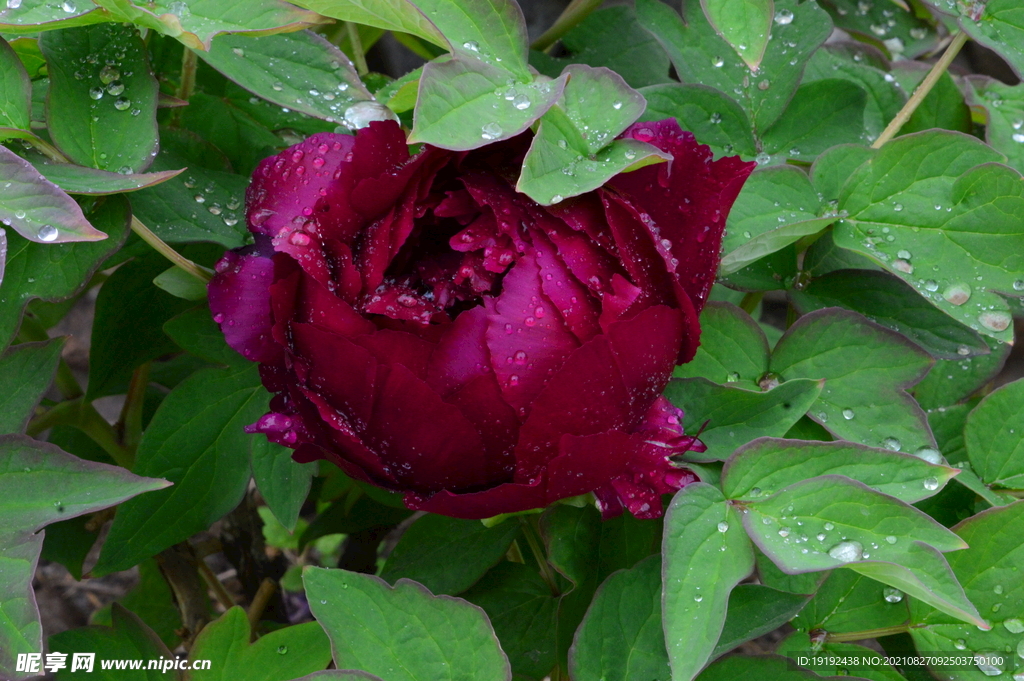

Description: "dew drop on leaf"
923 476 939 491
717 521 729 533
883 587 903 602
828 541 863 562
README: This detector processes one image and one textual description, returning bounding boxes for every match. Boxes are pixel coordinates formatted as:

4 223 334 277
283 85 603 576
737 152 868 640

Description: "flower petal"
209 250 278 362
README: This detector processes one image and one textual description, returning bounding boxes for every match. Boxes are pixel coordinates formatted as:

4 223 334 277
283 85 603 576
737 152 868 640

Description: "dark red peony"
208 119 753 520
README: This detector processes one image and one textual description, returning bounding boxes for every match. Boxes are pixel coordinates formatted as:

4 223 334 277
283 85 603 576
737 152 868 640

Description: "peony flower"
208 119 753 519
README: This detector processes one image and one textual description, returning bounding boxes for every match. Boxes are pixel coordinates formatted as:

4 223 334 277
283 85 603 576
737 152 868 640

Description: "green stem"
519 516 561 597
172 48 198 126
872 31 968 148
345 22 369 76
118 362 150 455
824 624 911 643
16 315 84 399
131 216 212 284
27 398 134 469
25 134 70 163
738 291 763 315
530 0 603 52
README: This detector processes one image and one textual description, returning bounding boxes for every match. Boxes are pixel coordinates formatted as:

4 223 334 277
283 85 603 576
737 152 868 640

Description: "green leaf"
833 130 1022 344
87 255 195 399
596 511 663 578
0 339 62 434
290 673 384 681
250 434 314 532
129 128 250 248
380 515 519 596
719 166 834 275
817 0 938 59
163 305 246 368
91 0 324 51
40 516 97 581
90 559 184 648
31 159 183 196
809 143 875 205
180 92 284 176
49 604 175 681
0 436 169 680
666 378 824 461
662 483 754 681
759 79 868 164
965 378 1024 488
40 23 159 173
966 75 1024 176
94 364 269 575
756 550 825 595
673 303 769 389
712 584 811 658
568 554 670 681
696 653 867 680
792 269 989 360
700 0 773 70
771 308 935 453
287 0 448 51
409 57 565 150
462 562 557 679
0 195 129 351
637 0 833 131
304 567 512 681
791 569 909 635
558 5 671 88
913 335 1010 410
300 494 412 548
803 44 906 141
0 1 107 36
892 65 970 136
0 146 106 243
0 36 31 136
189 606 332 680
518 64 664 205
909 501 1024 677
639 83 758 157
956 0 1024 80
723 438 958 503
199 31 373 126
153 265 208 301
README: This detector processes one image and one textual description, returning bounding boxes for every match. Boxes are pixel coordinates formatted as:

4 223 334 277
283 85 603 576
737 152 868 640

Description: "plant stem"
520 516 561 597
825 624 911 642
25 134 70 163
872 31 968 149
27 398 134 469
247 578 278 636
197 557 237 611
118 362 150 455
739 291 764 315
531 0 603 52
176 47 198 103
131 216 212 284
345 22 369 75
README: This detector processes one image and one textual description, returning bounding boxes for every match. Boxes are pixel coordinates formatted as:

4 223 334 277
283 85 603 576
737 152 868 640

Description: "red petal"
427 306 491 396
209 251 278 362
530 230 600 342
405 480 547 519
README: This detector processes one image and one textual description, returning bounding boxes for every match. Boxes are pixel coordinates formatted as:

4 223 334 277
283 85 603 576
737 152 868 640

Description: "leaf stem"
247 578 278 636
345 22 369 76
130 216 212 284
531 0 603 52
739 291 764 315
824 624 911 642
117 362 150 455
26 397 134 469
519 516 561 597
176 47 198 104
25 134 70 163
871 31 968 149
197 556 237 611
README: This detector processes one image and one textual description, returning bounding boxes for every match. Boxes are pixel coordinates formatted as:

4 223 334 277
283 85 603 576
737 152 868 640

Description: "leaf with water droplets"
700 0 774 71
965 378 1024 489
791 269 989 360
674 302 771 389
0 339 62 435
0 145 105 244
199 31 373 126
0 195 128 352
821 0 938 60
305 567 512 681
0 35 31 138
909 500 1024 677
640 82 758 157
0 435 169 680
518 64 666 205
759 79 868 164
39 23 158 173
637 0 833 131
187 606 332 681
410 56 566 150
771 307 935 453
0 0 107 35
665 377 824 461
27 154 184 195
833 131 1024 344
965 75 1024 177
790 569 910 635
720 165 836 275
288 0 447 52
940 0 1024 80
723 438 959 503
662 483 754 681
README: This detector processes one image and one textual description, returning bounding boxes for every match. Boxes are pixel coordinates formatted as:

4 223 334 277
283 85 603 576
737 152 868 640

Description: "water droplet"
975 654 1003 676
106 80 124 96
775 8 794 23
897 249 912 259
954 639 967 650
893 259 913 274
979 311 1011 332
750 487 762 497
481 121 503 140
828 541 863 562
923 476 939 491
883 587 903 603
824 522 834 531
6 0 23 8
913 447 942 464
726 372 740 383
612 100 623 109
711 55 725 67
755 152 771 165
550 194 563 204
99 65 119 84
114 96 131 111
343 101 398 129
717 521 729 533
462 40 480 52
37 224 58 242
994 584 1004 594
1003 618 1024 633
942 283 971 305
910 27 928 39
276 645 288 655
882 437 901 451
694 593 703 602
841 408 855 420
893 203 903 211
193 194 206 204
758 79 770 90
89 86 104 100
1014 133 1024 144
778 526 791 538
709 112 722 124
1013 280 1024 291
512 94 531 110
61 0 76 11
924 279 938 291
167 0 188 16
